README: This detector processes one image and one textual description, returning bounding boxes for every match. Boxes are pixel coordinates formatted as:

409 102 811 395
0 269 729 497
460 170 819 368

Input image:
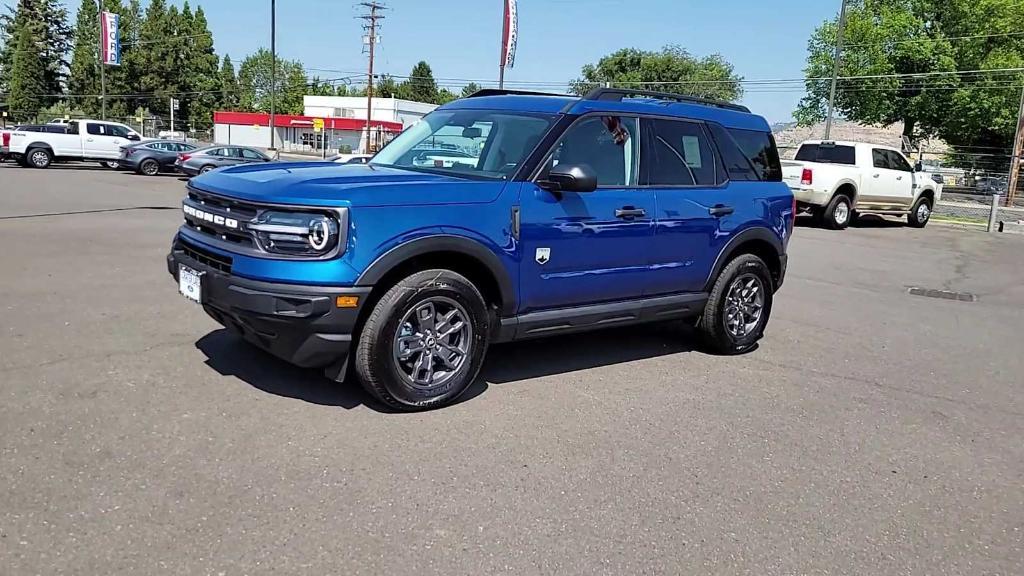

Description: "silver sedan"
175 145 271 176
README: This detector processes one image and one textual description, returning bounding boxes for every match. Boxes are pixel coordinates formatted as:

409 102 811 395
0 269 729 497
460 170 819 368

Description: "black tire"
27 147 52 169
139 159 160 176
823 194 852 230
698 254 774 355
354 269 490 411
199 165 215 174
907 196 932 228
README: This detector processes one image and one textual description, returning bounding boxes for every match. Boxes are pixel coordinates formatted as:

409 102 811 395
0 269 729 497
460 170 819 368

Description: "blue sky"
19 0 840 123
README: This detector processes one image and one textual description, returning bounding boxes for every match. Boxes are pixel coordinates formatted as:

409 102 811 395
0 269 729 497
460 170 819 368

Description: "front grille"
184 187 260 249
181 238 233 273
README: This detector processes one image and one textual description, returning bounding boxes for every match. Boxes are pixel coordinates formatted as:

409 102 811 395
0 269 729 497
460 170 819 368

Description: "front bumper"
168 237 370 374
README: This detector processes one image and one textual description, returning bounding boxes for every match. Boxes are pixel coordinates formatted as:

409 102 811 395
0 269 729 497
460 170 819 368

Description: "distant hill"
773 120 949 159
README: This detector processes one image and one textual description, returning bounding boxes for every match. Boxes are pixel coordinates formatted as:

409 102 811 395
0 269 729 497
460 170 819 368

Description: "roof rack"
466 89 573 99
582 87 750 113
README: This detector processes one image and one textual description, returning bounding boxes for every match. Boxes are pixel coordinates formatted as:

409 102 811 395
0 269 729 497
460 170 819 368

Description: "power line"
842 30 1024 49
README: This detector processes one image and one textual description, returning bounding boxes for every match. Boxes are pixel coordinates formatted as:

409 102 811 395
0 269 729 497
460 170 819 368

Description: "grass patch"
931 214 987 227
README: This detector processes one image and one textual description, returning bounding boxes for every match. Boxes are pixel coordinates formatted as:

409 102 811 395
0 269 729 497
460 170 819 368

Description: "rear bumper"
168 237 370 374
176 163 200 176
788 185 831 207
117 158 140 170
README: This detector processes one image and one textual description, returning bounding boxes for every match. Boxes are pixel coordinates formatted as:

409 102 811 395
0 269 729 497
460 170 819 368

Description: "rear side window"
795 143 856 165
728 128 782 182
641 118 717 186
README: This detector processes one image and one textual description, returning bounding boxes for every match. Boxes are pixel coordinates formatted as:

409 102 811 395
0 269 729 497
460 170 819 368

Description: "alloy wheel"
723 274 765 339
392 297 472 390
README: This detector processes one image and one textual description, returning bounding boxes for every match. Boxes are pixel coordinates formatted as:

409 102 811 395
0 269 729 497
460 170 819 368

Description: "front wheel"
908 197 932 228
698 254 774 355
354 269 490 411
199 165 215 174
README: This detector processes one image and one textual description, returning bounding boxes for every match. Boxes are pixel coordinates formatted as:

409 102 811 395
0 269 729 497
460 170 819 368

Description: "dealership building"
211 96 438 154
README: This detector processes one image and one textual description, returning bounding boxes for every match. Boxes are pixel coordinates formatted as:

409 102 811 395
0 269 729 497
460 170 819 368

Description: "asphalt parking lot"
2 163 1023 575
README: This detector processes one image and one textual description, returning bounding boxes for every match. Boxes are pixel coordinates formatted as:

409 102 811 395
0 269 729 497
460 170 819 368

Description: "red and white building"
212 111 403 154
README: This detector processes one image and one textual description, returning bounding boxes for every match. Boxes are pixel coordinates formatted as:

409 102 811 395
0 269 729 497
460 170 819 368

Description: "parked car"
782 140 942 229
118 140 198 175
329 153 373 164
168 88 793 411
158 130 186 141
974 176 1008 195
175 145 271 176
7 119 141 169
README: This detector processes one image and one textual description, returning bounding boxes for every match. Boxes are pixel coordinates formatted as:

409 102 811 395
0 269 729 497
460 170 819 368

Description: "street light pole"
269 0 276 151
824 0 848 140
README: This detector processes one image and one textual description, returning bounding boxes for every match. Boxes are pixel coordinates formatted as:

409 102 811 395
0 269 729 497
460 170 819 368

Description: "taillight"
801 168 813 186
179 153 191 162
1 132 9 146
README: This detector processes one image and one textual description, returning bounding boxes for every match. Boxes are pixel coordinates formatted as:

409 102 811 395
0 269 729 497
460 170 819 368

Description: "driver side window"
541 116 638 187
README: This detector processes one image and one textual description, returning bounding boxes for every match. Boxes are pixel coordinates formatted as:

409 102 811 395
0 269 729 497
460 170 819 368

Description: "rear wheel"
27 148 52 169
355 269 490 411
908 196 932 228
824 193 852 230
698 254 774 355
139 159 160 176
101 160 119 169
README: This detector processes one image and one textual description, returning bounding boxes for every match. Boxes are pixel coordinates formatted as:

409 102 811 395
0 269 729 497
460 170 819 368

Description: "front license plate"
178 265 203 303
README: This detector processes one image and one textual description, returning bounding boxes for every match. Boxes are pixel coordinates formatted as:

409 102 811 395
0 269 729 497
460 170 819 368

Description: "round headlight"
308 217 331 251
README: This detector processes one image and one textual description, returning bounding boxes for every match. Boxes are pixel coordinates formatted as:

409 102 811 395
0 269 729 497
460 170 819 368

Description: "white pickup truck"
782 140 943 229
8 119 142 169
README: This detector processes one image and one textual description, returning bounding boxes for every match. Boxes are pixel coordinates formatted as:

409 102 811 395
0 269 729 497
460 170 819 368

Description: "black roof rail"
583 87 750 113
466 88 572 98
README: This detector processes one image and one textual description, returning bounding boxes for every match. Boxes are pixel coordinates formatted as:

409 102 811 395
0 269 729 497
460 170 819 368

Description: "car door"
643 118 741 293
83 122 123 159
518 114 655 314
884 150 916 208
859 147 898 208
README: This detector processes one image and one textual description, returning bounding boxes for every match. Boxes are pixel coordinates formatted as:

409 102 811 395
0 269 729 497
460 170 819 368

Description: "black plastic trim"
702 227 785 292
355 235 517 316
496 293 707 342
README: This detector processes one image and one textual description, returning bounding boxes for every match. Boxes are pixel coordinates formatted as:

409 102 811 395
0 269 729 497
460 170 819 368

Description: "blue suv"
168 88 793 410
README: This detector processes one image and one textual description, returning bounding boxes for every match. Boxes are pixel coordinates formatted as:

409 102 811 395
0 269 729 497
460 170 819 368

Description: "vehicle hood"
190 162 506 207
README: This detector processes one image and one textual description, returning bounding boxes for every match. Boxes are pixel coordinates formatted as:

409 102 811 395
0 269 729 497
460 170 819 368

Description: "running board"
495 293 707 343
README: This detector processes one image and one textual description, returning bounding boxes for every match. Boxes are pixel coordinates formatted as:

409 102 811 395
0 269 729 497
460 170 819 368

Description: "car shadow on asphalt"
796 214 907 229
195 322 699 413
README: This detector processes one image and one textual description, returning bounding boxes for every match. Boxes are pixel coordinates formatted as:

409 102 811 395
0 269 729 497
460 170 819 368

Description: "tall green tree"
67 0 100 115
797 0 1024 170
136 0 174 117
237 48 309 114
7 10 46 120
183 5 219 131
2 0 72 110
218 54 239 110
570 45 743 101
399 61 438 103
460 82 481 98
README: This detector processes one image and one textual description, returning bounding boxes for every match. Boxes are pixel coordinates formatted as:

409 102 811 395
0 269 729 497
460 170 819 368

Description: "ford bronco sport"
168 88 793 410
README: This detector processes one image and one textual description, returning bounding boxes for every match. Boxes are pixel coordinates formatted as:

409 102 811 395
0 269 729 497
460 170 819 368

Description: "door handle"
896 176 903 180
615 207 646 219
709 204 735 217
873 173 880 178
86 138 94 142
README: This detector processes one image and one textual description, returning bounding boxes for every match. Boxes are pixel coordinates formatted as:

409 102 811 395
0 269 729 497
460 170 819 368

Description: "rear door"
641 117 726 295
518 114 656 313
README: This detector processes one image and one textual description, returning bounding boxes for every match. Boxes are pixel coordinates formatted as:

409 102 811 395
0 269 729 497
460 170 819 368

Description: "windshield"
371 109 557 179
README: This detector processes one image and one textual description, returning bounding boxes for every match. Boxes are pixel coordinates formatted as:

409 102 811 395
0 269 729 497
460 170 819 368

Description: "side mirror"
539 163 598 193
127 133 141 141
914 161 923 172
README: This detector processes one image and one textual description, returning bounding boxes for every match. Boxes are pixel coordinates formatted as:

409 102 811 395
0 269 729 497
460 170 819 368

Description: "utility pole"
1005 84 1024 207
359 2 385 154
97 0 106 120
269 0 277 151
824 0 848 140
